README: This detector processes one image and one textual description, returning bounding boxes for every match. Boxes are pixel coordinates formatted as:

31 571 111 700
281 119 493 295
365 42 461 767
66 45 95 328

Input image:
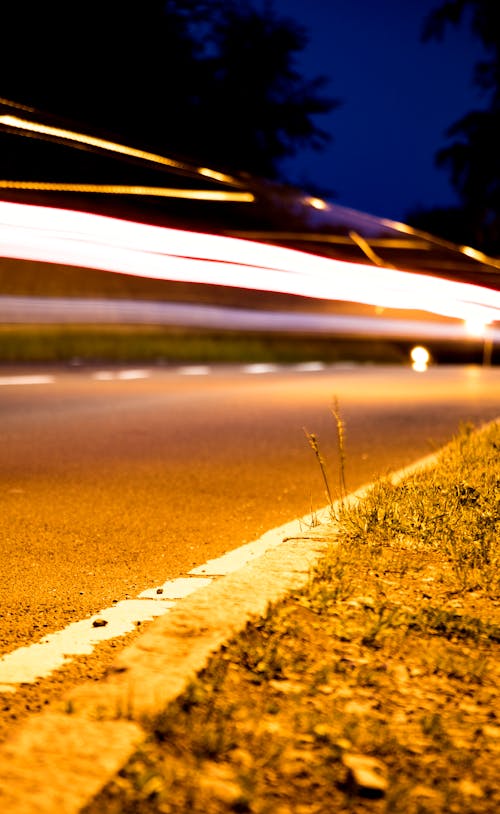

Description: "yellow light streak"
0 180 254 202
349 230 394 267
381 218 418 236
228 232 431 250
0 97 36 113
0 115 243 187
197 167 238 185
460 245 490 263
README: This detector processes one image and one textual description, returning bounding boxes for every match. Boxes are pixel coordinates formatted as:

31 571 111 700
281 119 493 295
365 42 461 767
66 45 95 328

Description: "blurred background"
0 0 499 365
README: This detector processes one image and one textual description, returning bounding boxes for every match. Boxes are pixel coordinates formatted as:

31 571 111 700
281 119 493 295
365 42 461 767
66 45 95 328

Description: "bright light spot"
410 345 430 372
306 197 328 210
411 346 430 364
465 317 489 337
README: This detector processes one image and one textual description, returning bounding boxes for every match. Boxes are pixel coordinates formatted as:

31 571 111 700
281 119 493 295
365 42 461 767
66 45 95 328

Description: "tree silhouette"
0 1 337 186
413 0 500 254
197 2 337 178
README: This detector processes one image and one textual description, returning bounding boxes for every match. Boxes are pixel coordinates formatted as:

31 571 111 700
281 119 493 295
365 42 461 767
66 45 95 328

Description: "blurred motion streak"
3 296 499 343
1 202 499 333
0 115 244 187
0 182 254 202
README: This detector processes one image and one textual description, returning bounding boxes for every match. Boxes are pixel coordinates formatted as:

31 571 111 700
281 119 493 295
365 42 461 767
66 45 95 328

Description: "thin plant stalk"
331 397 347 501
304 428 334 509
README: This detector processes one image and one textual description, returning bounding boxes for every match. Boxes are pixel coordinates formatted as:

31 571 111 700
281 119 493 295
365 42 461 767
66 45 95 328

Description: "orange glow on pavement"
0 201 499 328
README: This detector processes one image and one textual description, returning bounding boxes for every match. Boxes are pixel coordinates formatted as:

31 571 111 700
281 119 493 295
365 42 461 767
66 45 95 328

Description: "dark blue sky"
271 0 486 222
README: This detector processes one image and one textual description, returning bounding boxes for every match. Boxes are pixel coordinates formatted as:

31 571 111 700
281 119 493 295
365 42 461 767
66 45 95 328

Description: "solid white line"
138 576 213 600
2 446 441 691
0 507 329 692
189 509 332 577
0 375 55 386
0 600 174 693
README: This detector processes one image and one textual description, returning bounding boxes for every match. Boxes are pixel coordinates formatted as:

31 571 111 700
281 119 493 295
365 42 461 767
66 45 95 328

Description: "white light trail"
0 201 499 327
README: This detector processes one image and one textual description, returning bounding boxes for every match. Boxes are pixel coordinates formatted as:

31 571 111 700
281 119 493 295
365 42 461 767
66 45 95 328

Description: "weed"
331 397 347 502
408 607 500 643
304 428 334 509
360 603 407 647
305 397 349 514
83 420 500 814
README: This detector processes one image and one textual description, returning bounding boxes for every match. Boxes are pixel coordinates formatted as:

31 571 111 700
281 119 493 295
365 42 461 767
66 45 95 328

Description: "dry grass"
84 421 500 814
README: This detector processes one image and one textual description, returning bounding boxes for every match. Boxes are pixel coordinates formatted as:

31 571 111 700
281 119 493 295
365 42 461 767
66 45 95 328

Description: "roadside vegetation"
0 258 408 365
0 325 406 365
84 420 500 814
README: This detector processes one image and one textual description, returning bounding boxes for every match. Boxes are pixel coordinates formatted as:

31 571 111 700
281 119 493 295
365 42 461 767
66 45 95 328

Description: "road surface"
0 362 498 723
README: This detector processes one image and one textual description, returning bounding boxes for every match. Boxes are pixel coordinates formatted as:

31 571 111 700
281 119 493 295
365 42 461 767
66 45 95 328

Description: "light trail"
3 295 499 342
0 115 242 187
0 181 254 202
0 201 499 328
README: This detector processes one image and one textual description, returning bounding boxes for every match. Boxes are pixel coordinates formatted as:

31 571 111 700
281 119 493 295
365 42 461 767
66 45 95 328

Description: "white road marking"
117 369 150 380
0 363 335 389
0 360 381 690
189 508 330 577
177 365 211 375
242 363 278 374
292 361 325 372
138 576 213 600
0 443 445 693
0 507 330 692
0 600 173 693
92 371 116 380
0 375 55 386
92 369 151 381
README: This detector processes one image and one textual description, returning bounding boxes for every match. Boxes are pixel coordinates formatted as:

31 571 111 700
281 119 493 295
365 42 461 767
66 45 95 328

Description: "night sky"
271 0 486 222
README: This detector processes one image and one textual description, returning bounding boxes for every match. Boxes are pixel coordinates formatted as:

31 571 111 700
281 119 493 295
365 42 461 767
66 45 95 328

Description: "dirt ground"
82 421 500 814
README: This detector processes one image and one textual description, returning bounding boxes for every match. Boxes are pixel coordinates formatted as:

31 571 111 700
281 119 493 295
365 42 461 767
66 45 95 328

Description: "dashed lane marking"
242 363 279 374
92 369 151 381
116 369 151 380
0 375 55 386
1 363 333 387
176 365 211 376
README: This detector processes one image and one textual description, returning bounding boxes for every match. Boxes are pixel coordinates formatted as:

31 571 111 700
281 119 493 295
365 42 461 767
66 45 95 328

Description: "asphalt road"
1 362 499 663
